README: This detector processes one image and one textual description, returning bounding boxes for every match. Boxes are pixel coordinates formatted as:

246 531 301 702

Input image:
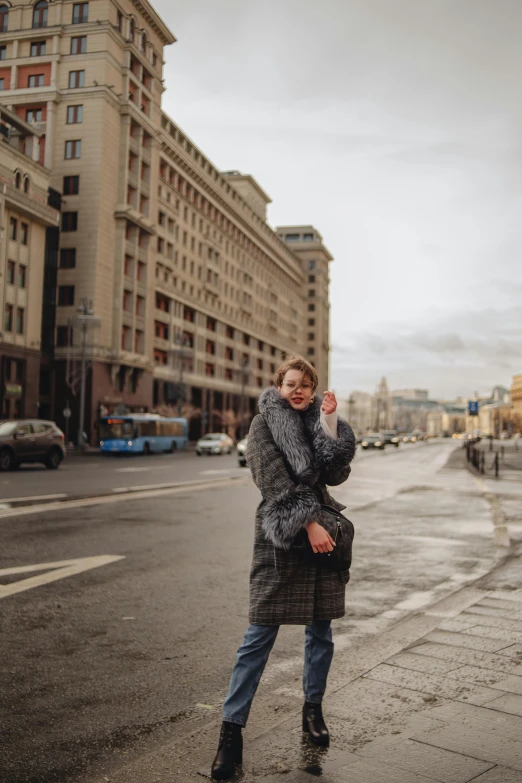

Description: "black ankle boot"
302 701 329 746
211 721 243 780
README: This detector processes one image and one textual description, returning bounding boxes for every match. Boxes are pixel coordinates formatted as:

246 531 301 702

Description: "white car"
237 437 248 467
196 433 234 455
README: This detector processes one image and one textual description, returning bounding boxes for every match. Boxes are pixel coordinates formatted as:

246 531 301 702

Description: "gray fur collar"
258 386 322 485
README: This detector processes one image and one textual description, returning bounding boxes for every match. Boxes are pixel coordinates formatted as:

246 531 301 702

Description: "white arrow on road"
0 555 125 599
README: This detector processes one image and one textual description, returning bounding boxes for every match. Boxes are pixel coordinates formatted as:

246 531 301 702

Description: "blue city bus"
99 414 188 454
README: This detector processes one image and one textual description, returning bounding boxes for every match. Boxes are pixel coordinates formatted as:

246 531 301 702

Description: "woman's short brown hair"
274 355 319 391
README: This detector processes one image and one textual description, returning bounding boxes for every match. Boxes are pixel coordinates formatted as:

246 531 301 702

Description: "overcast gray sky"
155 0 522 400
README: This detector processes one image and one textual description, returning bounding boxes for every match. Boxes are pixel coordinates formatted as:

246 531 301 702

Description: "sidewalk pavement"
95 549 522 783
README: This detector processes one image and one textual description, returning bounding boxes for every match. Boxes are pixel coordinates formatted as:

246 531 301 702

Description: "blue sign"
468 401 479 416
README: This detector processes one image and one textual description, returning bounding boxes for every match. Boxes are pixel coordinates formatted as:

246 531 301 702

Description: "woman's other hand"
321 391 337 415
305 521 335 553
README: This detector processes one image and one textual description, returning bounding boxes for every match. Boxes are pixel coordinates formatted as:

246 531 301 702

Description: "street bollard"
480 452 485 474
495 452 499 478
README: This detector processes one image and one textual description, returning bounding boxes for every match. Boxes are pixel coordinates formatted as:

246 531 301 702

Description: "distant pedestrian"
211 355 356 780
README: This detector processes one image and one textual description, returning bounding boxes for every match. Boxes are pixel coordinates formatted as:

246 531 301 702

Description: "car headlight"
375 441 382 446
361 441 368 447
412 437 417 442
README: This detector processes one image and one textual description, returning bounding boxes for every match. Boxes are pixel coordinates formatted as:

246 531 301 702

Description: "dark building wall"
0 348 41 420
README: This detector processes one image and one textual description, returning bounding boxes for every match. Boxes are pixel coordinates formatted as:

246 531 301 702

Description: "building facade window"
308 289 315 297
18 266 27 288
63 175 79 195
4 304 13 331
28 74 44 87
68 70 85 88
15 307 24 334
65 140 82 159
70 36 87 54
20 223 28 245
56 325 70 346
7 260 15 284
0 45 7 60
308 260 316 270
307 303 315 312
62 212 78 231
72 2 88 23
0 4 8 32
30 40 46 56
26 108 43 123
60 248 76 268
32 1 48 29
0 78 4 91
66 105 83 123
9 217 17 240
58 285 75 306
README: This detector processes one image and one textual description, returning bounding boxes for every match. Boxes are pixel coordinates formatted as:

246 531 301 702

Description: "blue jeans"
222 621 334 727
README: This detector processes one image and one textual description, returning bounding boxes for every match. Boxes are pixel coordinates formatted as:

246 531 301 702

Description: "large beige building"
0 0 332 440
0 105 60 420
276 226 333 389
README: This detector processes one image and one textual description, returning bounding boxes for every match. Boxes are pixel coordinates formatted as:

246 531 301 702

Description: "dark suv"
0 420 66 470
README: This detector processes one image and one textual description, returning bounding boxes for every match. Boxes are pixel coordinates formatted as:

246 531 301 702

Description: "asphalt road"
0 441 501 783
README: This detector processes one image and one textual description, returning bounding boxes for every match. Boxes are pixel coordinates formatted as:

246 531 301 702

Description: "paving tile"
500 644 522 658
463 625 522 645
413 701 522 742
329 756 439 783
489 674 522 696
486 590 522 604
410 641 520 672
356 736 493 782
444 665 511 687
364 663 501 705
466 606 522 621
486 693 522 718
424 630 516 654
468 767 522 782
257 772 317 783
460 612 522 632
411 723 522 770
386 651 464 677
476 599 522 621
438 617 482 632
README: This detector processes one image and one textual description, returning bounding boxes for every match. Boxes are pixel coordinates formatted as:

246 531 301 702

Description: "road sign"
468 401 479 416
63 407 72 419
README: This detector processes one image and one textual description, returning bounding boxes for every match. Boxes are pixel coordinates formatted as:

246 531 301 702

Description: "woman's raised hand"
321 391 337 415
305 521 335 553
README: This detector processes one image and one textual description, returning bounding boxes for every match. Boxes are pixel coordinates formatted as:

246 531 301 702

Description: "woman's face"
278 369 315 410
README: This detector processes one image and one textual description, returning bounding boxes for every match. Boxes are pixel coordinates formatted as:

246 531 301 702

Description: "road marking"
0 493 67 504
0 555 125 599
0 477 248 520
114 467 154 474
200 469 243 475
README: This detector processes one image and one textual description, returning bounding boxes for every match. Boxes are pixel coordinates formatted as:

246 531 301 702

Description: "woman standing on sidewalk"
211 355 356 780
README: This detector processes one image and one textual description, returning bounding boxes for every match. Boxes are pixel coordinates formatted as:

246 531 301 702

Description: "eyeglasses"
282 381 314 392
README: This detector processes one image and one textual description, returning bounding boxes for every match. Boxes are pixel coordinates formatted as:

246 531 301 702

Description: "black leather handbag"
291 505 354 572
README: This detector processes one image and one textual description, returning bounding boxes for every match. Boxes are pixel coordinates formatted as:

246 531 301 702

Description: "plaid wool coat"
246 387 356 625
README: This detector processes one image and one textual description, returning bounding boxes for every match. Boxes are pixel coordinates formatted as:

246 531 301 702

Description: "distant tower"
374 377 391 430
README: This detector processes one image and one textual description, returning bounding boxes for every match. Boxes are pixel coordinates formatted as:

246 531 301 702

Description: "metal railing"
466 439 522 479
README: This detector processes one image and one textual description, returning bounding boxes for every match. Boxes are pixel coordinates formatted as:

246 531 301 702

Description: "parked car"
0 419 66 470
237 437 248 467
382 430 401 447
361 434 385 450
195 433 234 456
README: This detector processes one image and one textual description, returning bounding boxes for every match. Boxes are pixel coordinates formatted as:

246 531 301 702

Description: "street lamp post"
238 356 250 439
75 298 99 450
168 332 193 417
